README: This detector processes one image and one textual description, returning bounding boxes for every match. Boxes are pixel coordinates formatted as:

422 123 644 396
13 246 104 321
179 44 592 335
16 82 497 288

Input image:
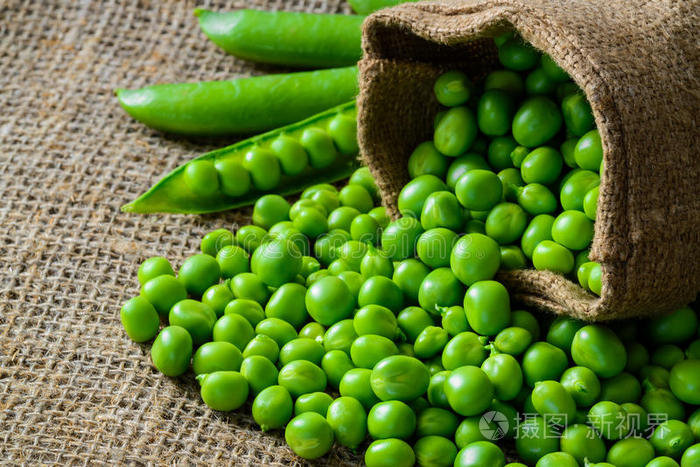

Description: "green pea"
298 321 325 344
305 276 355 326
397 175 447 218
425 371 450 409
201 284 233 318
456 441 506 467
498 167 525 202
511 309 541 340
350 334 398 369
561 92 594 136
408 141 448 179
523 341 568 387
571 324 626 378
560 138 579 168
477 89 515 136
354 305 398 339
512 96 563 147
252 385 293 431
251 238 302 287
367 400 416 440
641 387 686 421
193 341 243 375
200 229 234 257
606 438 655 467
300 127 337 169
499 37 539 70
365 438 415 467
351 214 380 245
278 337 324 367
291 207 327 239
176 254 220 297
184 159 219 196
624 341 650 373
531 380 577 425
434 71 472 107
484 69 525 96
521 146 563 184
293 391 333 418
434 106 478 156
551 210 595 252
340 368 380 410
539 54 569 82
252 194 289 230
277 360 327 398
560 424 606 464
482 353 523 401
418 268 464 313
420 191 462 231
167 299 215 346
235 225 267 253
360 247 393 279
358 275 404 312
334 239 367 273
138 256 175 285
349 166 379 200
440 305 470 336
600 372 640 406
242 147 280 190
213 157 251 196
639 364 671 389
509 145 529 168
242 334 279 362
450 233 501 286
369 206 390 229
326 396 367 449
442 331 487 370
444 366 493 416
268 135 308 176
310 188 341 214
682 444 700 467
514 183 557 215
574 129 603 170
335 270 363 299
412 326 447 359
120 296 160 342
339 184 373 213
646 305 698 345
290 199 325 221
224 298 265 326
583 185 599 220
262 283 307 330
587 261 603 295
212 312 254 350
521 214 555 259
314 229 351 265
488 135 518 170
535 452 578 467
214 245 249 280
150 326 192 377
296 256 321 279
494 326 532 356
515 416 560 464
255 318 297 349
323 319 357 354
546 316 585 353
532 240 574 274
500 245 527 270
414 436 458 467
646 457 681 467
328 114 359 155
455 417 487 449
485 202 528 245
669 359 700 405
416 407 459 438
321 350 354 389
588 401 631 440
371 355 430 402
396 306 433 343
686 339 700 359
197 370 248 411
464 280 511 336
559 366 601 407
446 153 491 189
560 169 600 211
525 67 556 96
393 259 430 304
285 412 334 460
455 169 502 211
652 344 685 370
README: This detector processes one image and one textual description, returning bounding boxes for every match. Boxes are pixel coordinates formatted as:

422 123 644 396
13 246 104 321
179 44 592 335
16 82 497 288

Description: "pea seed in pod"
413 435 458 467
365 439 415 467
192 341 243 375
455 169 503 211
137 256 175 285
521 146 563 185
201 283 234 317
358 275 404 312
277 360 327 398
444 366 493 416
252 385 293 432
328 114 359 155
184 159 219 196
197 370 248 412
606 437 655 467
305 276 355 326
285 412 334 460
326 396 367 449
522 341 569 386
371 355 430 402
450 233 501 286
350 334 398 369
481 353 523 401
434 106 478 156
455 441 506 467
300 127 337 169
245 148 282 191
353 304 398 339
515 416 560 465
532 240 575 274
464 280 511 336
397 175 448 218
120 296 160 342
255 317 297 348
408 141 449 178
418 268 465 313
168 299 217 347
485 202 529 245
150 325 193 377
512 96 562 147
140 275 187 316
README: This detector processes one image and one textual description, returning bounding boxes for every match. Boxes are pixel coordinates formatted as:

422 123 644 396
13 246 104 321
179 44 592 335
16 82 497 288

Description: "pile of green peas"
120 34 700 467
404 32 604 295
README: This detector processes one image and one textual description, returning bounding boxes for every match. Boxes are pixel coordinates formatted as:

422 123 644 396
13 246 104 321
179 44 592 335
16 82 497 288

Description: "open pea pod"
122 101 359 214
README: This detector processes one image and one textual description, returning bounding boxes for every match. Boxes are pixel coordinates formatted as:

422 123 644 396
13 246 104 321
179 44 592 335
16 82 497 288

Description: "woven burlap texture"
358 0 700 321
0 1 363 464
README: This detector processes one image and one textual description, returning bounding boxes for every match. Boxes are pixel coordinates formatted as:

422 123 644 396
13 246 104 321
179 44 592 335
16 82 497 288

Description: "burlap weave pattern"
0 1 361 464
358 0 700 320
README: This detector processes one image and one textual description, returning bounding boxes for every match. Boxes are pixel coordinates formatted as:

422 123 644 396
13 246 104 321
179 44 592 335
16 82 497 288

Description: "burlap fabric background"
0 1 362 464
358 0 700 321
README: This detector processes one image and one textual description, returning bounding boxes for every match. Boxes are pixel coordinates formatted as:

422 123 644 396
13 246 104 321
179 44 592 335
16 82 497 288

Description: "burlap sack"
358 0 700 321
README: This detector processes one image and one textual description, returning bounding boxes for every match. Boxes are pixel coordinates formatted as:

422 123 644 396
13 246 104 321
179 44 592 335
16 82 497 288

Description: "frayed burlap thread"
0 1 362 465
358 0 700 320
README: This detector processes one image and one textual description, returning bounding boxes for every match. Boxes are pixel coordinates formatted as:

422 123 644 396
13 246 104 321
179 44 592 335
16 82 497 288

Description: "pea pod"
195 9 362 68
348 0 418 14
122 102 360 214
117 66 357 136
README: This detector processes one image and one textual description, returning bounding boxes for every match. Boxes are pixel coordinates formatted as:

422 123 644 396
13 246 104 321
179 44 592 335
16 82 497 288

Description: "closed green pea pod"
326 396 367 449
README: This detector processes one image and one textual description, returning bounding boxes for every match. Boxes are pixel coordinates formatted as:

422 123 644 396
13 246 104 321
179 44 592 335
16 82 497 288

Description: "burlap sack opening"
358 0 700 321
